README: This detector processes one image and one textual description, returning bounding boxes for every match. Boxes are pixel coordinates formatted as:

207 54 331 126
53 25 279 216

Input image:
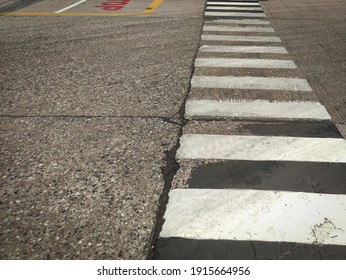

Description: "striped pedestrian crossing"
154 0 346 259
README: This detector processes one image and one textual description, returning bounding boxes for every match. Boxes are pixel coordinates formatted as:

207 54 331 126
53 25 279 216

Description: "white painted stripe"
185 100 331 121
177 134 346 162
203 25 275 32
55 0 87 13
207 6 263 11
207 2 261 6
205 19 270 25
205 11 266 18
192 76 312 91
202 34 280 42
199 45 288 53
195 58 296 68
160 189 346 246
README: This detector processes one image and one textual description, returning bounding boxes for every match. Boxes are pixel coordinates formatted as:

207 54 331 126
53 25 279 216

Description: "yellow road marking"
0 0 164 17
144 0 164 14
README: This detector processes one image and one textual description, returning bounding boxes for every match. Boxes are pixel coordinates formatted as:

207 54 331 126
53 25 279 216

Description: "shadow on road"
0 0 43 14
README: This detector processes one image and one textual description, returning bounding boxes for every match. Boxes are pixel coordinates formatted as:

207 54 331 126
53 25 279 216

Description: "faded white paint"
199 45 288 53
191 76 312 91
207 6 262 11
195 58 296 68
205 19 270 25
160 189 346 246
185 100 330 120
203 25 275 32
201 34 280 42
177 134 346 162
205 11 266 18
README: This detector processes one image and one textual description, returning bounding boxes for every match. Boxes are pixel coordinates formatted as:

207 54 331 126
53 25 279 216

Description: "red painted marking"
96 0 131 11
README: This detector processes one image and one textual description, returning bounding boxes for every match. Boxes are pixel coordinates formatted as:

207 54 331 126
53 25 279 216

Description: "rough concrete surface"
260 0 346 124
0 0 204 259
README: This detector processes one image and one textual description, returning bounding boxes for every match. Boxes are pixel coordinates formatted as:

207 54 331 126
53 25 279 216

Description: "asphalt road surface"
1 0 345 260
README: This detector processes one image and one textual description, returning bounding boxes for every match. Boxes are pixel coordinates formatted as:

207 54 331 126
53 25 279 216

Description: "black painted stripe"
240 121 342 138
184 121 342 139
155 237 346 260
187 161 346 194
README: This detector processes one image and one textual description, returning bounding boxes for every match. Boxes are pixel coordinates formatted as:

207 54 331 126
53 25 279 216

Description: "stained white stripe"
177 134 346 162
205 19 270 25
199 45 288 53
205 11 266 18
203 25 275 32
160 189 346 246
202 34 280 42
185 100 330 120
207 2 261 6
195 58 296 68
55 0 87 13
201 35 281 42
192 76 312 91
207 6 262 11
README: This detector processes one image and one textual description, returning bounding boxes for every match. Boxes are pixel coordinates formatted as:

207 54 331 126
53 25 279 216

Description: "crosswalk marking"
205 19 270 25
206 6 263 11
185 100 330 120
202 34 281 42
206 2 261 6
205 11 266 17
192 76 312 91
203 25 275 32
195 58 296 68
177 134 346 162
160 189 346 246
199 45 288 53
155 0 346 259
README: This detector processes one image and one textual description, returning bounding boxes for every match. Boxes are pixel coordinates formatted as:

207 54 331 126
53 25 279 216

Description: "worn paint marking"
194 58 296 69
201 34 281 42
160 189 346 246
191 76 312 91
203 25 275 32
205 11 266 18
185 100 330 121
177 134 346 162
199 45 288 53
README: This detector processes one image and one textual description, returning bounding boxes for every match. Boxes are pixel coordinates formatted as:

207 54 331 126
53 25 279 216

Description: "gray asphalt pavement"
0 0 204 259
1 0 345 260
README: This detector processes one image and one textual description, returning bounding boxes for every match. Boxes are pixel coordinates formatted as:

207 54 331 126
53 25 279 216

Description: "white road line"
205 19 270 25
185 100 330 120
204 25 275 32
192 76 312 91
160 189 346 246
55 0 88 13
205 11 266 18
199 45 288 53
177 134 346 162
195 58 296 68
207 2 261 6
207 6 263 11
202 34 280 42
